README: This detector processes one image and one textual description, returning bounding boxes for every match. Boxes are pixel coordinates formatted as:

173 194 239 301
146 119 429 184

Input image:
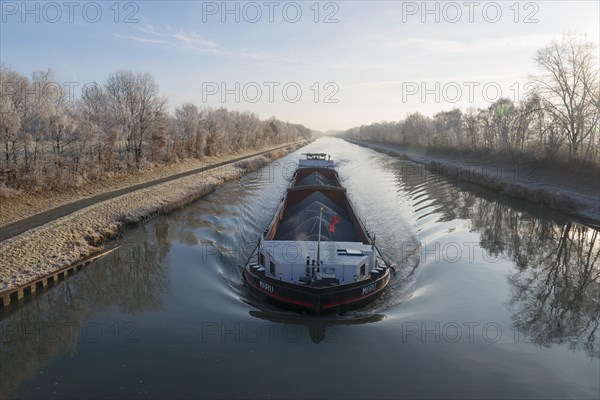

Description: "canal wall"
348 139 600 229
0 142 307 300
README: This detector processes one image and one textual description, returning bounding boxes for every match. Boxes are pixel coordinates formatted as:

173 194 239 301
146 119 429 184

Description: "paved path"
0 143 300 242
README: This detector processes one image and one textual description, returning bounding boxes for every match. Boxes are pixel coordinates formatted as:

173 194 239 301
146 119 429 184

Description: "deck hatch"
337 249 364 256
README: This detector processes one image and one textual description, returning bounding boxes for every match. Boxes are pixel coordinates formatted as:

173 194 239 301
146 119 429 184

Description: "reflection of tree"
394 160 600 358
0 220 171 398
508 224 599 358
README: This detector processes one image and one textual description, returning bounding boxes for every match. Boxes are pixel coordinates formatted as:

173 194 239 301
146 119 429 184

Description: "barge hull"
244 267 390 314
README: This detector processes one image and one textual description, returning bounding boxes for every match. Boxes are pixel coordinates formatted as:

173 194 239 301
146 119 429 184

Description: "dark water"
2 137 599 399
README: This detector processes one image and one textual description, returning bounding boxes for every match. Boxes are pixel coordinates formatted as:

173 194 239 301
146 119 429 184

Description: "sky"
1 1 598 131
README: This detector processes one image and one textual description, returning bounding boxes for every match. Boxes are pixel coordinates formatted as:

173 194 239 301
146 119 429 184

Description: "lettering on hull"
259 280 274 293
362 283 377 295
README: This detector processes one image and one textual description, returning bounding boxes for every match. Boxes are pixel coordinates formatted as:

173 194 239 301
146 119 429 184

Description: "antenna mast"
316 207 323 267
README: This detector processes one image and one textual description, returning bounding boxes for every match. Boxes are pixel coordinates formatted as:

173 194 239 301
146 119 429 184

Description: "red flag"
329 215 341 233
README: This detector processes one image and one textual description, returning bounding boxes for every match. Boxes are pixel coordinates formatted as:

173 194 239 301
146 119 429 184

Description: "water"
2 137 598 399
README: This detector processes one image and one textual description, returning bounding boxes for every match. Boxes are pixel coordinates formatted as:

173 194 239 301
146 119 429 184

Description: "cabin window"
259 253 265 267
270 261 276 276
360 263 366 276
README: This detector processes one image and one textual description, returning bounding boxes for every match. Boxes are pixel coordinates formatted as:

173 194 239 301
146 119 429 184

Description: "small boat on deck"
243 153 394 314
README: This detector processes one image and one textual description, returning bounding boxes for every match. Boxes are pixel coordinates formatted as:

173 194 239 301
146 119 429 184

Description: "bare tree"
174 103 201 158
532 34 599 161
463 107 480 152
0 67 26 181
104 70 167 167
402 112 432 146
433 109 462 149
150 110 168 163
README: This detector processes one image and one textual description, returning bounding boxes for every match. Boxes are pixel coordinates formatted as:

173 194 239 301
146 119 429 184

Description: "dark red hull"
244 265 390 314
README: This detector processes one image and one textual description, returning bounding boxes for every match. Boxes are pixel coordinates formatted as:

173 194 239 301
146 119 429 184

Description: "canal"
1 137 598 399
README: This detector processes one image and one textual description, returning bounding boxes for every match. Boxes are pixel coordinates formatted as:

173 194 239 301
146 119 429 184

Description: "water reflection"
393 160 600 358
248 306 385 344
0 223 171 399
508 223 599 358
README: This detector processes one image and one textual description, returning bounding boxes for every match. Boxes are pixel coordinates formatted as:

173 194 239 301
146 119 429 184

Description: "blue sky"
2 1 598 131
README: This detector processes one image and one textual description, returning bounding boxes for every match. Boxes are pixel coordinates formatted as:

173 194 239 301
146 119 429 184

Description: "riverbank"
348 139 600 228
0 143 305 229
0 141 307 295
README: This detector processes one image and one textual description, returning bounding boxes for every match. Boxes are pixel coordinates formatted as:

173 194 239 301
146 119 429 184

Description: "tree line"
343 35 599 167
0 68 312 192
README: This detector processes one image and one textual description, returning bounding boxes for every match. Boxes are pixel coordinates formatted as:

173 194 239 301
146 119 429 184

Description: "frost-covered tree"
104 70 167 167
533 34 599 161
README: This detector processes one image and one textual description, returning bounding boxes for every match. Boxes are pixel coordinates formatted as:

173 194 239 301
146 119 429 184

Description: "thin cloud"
137 25 160 36
169 31 231 55
170 31 218 48
113 33 168 44
114 26 289 61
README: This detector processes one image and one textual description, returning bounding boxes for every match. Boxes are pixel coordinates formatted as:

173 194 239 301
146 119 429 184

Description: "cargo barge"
243 153 393 314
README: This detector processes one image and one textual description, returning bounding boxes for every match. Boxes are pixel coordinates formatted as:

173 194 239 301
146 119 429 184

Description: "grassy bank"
0 142 306 294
